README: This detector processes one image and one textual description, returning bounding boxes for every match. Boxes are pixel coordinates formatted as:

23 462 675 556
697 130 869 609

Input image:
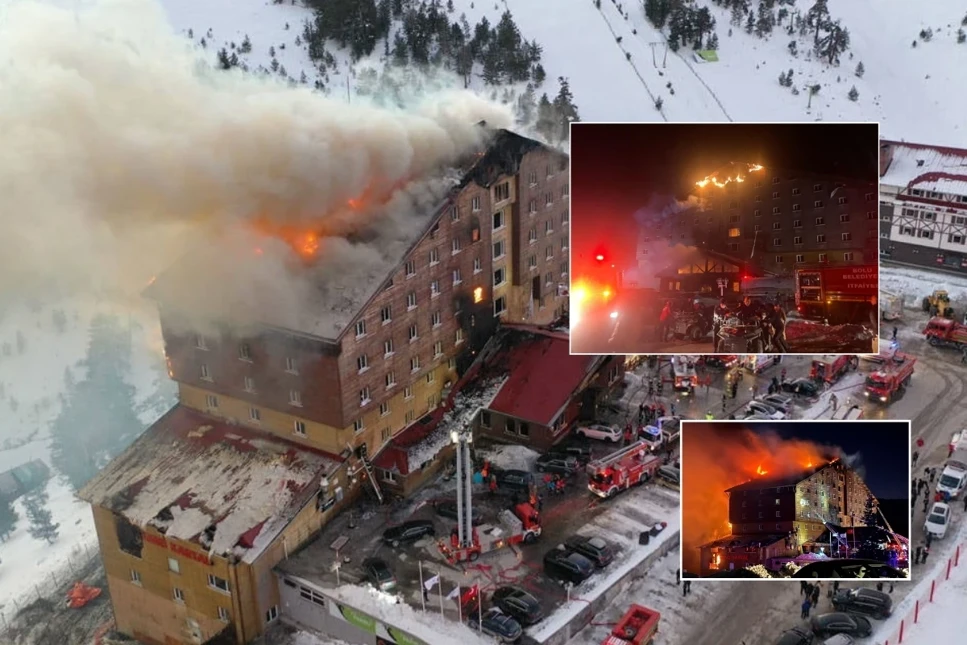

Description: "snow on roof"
881 140 967 194
78 405 339 563
487 326 602 426
403 377 507 473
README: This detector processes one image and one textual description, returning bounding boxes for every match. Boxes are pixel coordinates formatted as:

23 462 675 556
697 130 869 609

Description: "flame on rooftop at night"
756 465 768 476
695 162 765 189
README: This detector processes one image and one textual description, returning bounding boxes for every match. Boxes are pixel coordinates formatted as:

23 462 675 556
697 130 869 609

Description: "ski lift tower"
451 429 475 549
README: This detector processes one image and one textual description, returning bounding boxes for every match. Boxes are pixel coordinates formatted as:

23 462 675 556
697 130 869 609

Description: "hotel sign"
143 532 212 566
329 599 428 645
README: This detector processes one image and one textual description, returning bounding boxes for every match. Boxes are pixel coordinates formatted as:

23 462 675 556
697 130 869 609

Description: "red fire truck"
671 356 698 394
864 352 916 404
587 441 663 499
439 503 542 564
923 317 967 351
809 354 859 384
601 605 661 645
795 265 878 326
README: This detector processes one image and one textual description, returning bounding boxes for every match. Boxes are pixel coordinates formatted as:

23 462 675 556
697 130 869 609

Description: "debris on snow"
478 444 539 471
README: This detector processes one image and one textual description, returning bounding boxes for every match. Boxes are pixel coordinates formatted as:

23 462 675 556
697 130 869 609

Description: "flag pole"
478 588 483 628
438 573 445 616
419 561 426 612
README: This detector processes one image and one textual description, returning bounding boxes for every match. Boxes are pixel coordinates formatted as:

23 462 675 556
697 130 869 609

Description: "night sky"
752 421 910 500
569 123 879 266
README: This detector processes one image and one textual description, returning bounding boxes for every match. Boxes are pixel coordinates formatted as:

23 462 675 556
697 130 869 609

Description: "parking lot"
276 435 679 641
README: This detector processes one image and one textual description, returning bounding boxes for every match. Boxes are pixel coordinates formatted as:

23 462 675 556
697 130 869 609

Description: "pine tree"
515 84 537 124
778 70 788 86
847 85 859 101
654 96 664 110
240 35 252 54
854 61 864 77
535 93 556 142
806 0 830 45
0 497 18 542
816 20 849 65
785 68 794 86
392 32 409 65
532 63 546 86
24 485 59 544
755 3 775 37
730 2 745 27
707 33 720 50
300 70 308 84
745 10 755 34
552 78 580 142
957 28 966 44
217 48 232 70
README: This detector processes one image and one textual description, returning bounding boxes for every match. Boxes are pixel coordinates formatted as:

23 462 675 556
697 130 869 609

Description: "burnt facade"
659 165 878 274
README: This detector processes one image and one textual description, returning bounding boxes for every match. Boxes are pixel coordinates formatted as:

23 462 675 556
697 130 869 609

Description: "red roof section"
488 327 598 426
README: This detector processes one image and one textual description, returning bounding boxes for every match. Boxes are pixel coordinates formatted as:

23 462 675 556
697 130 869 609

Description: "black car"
467 608 522 643
793 559 907 579
781 378 822 400
535 454 580 475
810 613 873 639
495 469 534 492
433 500 484 525
382 519 436 547
563 535 614 568
547 443 592 464
362 558 397 592
491 585 544 626
774 626 814 645
544 546 595 585
831 587 893 619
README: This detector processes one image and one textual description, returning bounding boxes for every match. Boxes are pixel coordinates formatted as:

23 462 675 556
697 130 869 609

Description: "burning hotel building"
77 127 570 645
698 459 876 576
637 162 877 293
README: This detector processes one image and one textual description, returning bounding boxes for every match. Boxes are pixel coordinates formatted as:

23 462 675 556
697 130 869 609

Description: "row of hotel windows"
908 187 967 203
728 211 876 224
900 208 967 225
127 568 244 624
202 356 458 434
728 231 856 244
525 162 567 188
719 191 875 210
722 252 854 264
896 227 967 245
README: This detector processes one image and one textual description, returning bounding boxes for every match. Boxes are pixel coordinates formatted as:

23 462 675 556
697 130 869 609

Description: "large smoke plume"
681 423 854 573
0 0 513 328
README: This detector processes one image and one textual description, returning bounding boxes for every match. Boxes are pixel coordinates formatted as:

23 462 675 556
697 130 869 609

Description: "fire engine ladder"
587 440 650 472
349 443 384 504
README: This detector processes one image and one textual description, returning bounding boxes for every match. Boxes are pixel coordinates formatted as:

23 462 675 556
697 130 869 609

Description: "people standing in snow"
801 597 812 619
682 580 691 597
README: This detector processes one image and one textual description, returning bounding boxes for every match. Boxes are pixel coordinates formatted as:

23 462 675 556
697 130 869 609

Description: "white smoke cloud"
0 0 513 313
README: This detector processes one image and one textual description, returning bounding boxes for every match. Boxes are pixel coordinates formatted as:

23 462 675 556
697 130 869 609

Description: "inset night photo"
681 420 910 581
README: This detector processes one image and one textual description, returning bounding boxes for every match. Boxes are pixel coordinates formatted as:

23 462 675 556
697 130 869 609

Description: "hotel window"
843 251 854 262
772 176 780 184
754 224 761 232
404 386 413 400
431 280 440 297
814 200 824 208
357 355 369 372
528 255 537 269
449 206 459 222
561 210 569 224
818 253 828 263
379 402 389 416
294 420 307 436
775 256 783 263
838 196 848 205
494 268 506 286
865 192 874 201
249 407 261 422
205 394 218 409
728 228 740 237
528 228 538 243
380 306 392 324
813 183 822 192
426 371 435 384
408 324 419 342
455 328 465 344
755 195 763 203
452 268 462 285
208 575 230 594
772 191 779 199
354 320 366 338
448 357 457 370
494 297 507 315
493 211 505 230
772 207 781 214
200 364 211 381
452 237 462 254
429 248 440 265
194 335 208 350
354 419 364 433
381 427 391 441
266 606 279 623
130 570 142 585
772 221 781 230
431 311 442 328
754 209 761 217
528 199 537 214
815 217 825 226
410 356 421 373
168 557 180 574
561 261 569 277
729 214 739 223
495 182 510 202
545 246 553 259
816 234 826 243
471 196 480 212
560 238 568 252
288 390 302 407
383 338 394 356
796 254 805 263
238 343 252 361
473 257 482 273
406 291 417 310
545 220 554 234
792 204 801 212
794 236 803 245
840 214 850 223
434 341 443 358
867 211 876 220
841 232 852 241
405 260 416 278
792 188 801 196
385 371 397 389
544 192 553 207
493 240 505 259
773 238 782 246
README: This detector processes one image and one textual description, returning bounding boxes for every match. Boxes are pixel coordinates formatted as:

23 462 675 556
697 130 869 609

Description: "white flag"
423 575 440 591
446 585 461 600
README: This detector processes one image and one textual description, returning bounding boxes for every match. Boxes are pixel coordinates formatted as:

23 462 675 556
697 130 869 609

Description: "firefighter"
734 295 756 322
713 298 730 352
705 410 714 420
623 425 634 446
656 301 673 341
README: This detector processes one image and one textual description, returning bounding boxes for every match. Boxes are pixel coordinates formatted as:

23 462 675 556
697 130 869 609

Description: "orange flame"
756 465 768 476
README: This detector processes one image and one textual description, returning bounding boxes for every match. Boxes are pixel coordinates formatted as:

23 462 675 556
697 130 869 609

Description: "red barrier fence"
883 543 963 645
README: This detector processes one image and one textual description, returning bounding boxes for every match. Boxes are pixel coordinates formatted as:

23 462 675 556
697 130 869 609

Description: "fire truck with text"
863 352 916 404
587 441 663 498
923 317 967 351
671 356 699 394
439 503 542 564
795 264 878 326
809 354 859 384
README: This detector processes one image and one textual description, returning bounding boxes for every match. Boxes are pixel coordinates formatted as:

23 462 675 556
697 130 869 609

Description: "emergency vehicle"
809 354 858 384
923 317 967 351
587 441 663 498
601 604 661 645
439 503 542 564
743 354 780 374
671 356 698 394
863 352 915 404
637 416 681 451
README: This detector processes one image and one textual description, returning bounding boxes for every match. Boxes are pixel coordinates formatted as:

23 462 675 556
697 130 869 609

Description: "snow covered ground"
0 298 176 622
900 542 967 644
880 265 967 309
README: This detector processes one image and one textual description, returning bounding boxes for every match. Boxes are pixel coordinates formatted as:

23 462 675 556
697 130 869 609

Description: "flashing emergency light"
595 254 605 262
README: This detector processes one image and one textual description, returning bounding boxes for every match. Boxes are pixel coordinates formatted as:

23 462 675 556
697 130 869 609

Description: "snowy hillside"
0 298 176 620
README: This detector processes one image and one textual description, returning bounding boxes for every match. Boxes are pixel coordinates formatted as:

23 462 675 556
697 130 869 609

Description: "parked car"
574 423 622 442
362 558 397 592
774 626 814 645
547 443 592 464
809 613 873 639
490 586 544 626
466 608 522 643
495 469 534 492
924 502 951 539
761 393 794 413
831 588 893 619
744 412 779 421
822 635 854 645
744 400 786 419
543 545 595 585
433 500 484 525
703 355 739 369
656 464 680 487
781 378 822 400
564 535 614 568
382 519 436 547
535 453 580 475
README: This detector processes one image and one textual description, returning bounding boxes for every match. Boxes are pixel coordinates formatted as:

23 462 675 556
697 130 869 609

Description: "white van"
743 354 780 374
937 465 967 499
